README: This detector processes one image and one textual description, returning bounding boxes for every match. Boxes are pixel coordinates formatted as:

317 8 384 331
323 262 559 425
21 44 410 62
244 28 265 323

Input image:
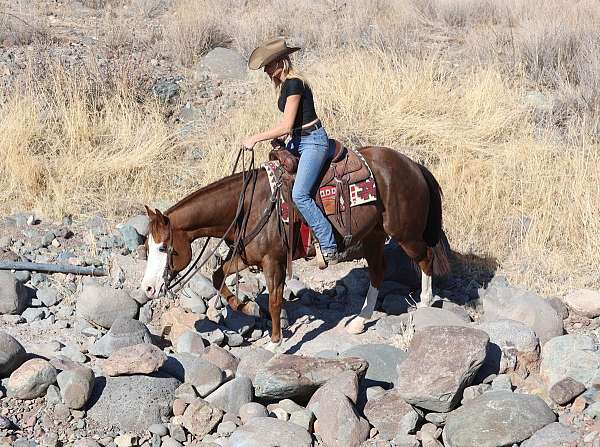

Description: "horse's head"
141 205 192 298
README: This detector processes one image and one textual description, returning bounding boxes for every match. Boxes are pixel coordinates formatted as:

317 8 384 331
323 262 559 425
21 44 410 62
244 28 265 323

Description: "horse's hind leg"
212 255 260 317
346 231 387 335
397 239 435 307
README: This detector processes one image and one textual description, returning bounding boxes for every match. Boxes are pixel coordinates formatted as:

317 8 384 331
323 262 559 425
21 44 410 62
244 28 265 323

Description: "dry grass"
1 0 600 295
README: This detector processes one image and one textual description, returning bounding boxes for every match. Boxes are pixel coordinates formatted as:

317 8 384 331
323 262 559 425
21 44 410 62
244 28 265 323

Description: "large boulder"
181 398 223 437
0 332 26 377
196 47 248 81
443 391 556 447
87 374 180 433
76 280 138 329
364 390 421 440
540 334 600 387
7 358 57 399
0 271 28 314
340 344 407 388
396 326 488 412
88 318 153 358
205 376 252 415
253 354 368 401
481 283 563 345
474 319 540 379
57 366 95 409
520 422 580 447
103 343 167 376
375 307 470 339
236 348 274 381
229 417 313 447
563 289 600 318
161 353 224 397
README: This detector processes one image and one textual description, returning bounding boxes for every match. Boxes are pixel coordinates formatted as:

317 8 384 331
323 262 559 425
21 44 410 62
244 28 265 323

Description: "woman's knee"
292 187 309 205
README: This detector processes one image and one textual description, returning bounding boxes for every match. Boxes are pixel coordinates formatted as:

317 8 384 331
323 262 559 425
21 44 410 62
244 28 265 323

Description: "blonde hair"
275 56 310 89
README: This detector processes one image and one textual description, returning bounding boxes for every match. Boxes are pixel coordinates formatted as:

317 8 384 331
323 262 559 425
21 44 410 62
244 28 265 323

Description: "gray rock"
547 297 569 320
175 330 208 355
481 283 563 344
491 374 512 391
179 294 207 314
474 319 539 379
540 334 600 387
103 343 166 376
87 374 180 433
239 402 269 423
89 318 153 358
186 274 218 300
153 80 180 103
148 423 168 436
7 358 57 399
396 326 489 412
442 391 556 447
160 438 182 447
41 231 56 247
0 332 26 377
0 271 28 314
521 422 579 447
175 382 198 402
37 288 60 307
205 376 253 415
223 306 255 335
564 289 600 318
161 353 224 397
228 417 313 447
201 344 240 372
197 47 248 81
57 366 95 409
549 377 586 405
236 348 275 381
125 215 150 237
584 401 600 418
364 389 421 440
72 440 101 447
181 398 223 437
59 345 87 364
117 224 144 251
22 307 46 323
253 354 368 400
340 344 406 388
308 371 360 418
381 294 410 315
225 330 244 347
76 280 138 329
375 306 470 339
195 319 225 345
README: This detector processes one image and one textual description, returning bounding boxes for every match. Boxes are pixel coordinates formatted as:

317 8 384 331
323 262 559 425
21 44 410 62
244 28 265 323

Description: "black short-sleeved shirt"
278 78 318 129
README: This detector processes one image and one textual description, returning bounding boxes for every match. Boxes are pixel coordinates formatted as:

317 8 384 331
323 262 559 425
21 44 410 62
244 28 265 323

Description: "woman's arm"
242 94 301 149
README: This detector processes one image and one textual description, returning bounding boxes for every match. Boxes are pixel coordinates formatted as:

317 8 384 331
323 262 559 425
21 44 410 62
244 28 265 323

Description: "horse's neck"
166 171 247 240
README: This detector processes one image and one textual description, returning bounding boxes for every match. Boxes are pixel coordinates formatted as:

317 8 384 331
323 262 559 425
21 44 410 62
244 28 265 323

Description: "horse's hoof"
417 301 429 308
265 340 283 353
346 317 366 335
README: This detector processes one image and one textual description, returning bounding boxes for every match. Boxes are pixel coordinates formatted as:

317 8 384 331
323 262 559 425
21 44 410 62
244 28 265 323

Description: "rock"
308 388 370 447
309 370 360 409
223 306 256 335
381 294 409 315
548 377 586 405
114 434 137 447
60 345 87 364
196 48 248 81
474 319 540 379
148 423 168 436
181 398 224 437
87 374 180 433
160 307 203 344
125 215 150 237
187 274 218 300
481 283 563 344
225 330 243 347
340 344 406 388
0 332 26 377
174 330 207 355
540 334 600 387
229 417 312 446
442 391 556 447
103 343 166 376
239 402 268 423
253 354 368 400
161 353 224 397
205 376 252 415
195 319 225 345
396 326 489 412
72 440 101 447
89 318 153 358
76 280 138 329
7 358 57 399
521 422 579 447
236 348 274 381
364 390 421 440
375 306 470 339
564 289 600 318
201 345 239 372
491 374 512 391
117 224 145 251
0 271 28 314
547 297 569 320
179 294 207 314
57 366 95 409
37 288 60 307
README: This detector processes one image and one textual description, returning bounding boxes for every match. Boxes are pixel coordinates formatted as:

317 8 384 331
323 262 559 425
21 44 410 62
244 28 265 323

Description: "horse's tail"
418 163 451 277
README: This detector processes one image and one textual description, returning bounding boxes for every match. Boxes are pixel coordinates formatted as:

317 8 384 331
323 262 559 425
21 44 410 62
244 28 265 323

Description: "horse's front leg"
211 255 260 317
262 256 286 351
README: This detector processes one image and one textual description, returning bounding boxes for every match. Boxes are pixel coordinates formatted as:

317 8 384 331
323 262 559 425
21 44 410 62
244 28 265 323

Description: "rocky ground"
1 210 600 447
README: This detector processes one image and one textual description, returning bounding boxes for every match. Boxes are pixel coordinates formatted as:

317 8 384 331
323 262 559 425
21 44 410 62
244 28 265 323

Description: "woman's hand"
242 136 257 151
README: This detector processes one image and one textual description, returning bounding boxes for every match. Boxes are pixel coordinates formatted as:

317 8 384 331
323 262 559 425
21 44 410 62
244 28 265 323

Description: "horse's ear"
144 205 155 218
155 209 169 225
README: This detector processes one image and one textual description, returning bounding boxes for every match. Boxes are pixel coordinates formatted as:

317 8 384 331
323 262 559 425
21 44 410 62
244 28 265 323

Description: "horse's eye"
158 245 167 253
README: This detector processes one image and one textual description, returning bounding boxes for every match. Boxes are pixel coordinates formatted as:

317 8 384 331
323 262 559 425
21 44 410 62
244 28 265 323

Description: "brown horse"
141 146 449 350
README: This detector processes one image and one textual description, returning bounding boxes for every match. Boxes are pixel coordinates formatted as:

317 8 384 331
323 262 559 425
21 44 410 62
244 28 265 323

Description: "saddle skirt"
263 140 377 221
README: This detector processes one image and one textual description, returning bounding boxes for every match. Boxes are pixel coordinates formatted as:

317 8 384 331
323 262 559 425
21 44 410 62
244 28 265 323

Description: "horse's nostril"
146 286 154 296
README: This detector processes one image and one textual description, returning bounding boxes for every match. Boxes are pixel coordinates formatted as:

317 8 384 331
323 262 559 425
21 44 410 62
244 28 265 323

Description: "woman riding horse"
241 37 339 267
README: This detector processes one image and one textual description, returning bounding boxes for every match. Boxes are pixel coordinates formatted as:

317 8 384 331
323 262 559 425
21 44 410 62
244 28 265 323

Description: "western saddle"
268 138 373 270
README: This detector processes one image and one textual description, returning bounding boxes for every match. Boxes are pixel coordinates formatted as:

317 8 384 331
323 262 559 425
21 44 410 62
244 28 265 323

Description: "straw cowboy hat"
248 37 301 70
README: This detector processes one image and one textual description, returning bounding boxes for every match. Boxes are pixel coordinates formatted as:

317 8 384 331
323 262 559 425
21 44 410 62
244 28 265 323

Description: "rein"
162 147 278 297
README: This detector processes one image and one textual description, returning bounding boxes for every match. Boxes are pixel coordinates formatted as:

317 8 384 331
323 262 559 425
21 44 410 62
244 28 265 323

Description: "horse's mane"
165 168 262 215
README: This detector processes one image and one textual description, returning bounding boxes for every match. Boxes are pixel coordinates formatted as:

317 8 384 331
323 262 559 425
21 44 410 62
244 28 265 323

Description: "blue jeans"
287 127 337 253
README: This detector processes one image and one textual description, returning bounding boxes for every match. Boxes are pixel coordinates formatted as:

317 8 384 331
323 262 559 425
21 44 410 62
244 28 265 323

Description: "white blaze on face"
141 234 168 298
